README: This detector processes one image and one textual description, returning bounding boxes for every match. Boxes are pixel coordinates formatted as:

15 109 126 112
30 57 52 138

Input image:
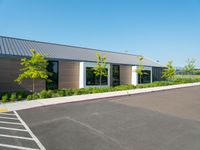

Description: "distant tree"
15 49 51 92
162 60 176 80
183 58 196 74
136 56 144 84
93 52 108 86
194 69 200 74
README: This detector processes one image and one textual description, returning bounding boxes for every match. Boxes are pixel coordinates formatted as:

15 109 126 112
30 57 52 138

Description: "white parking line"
0 121 22 125
0 126 27 132
14 111 46 150
0 112 15 116
0 143 40 150
0 111 46 150
0 116 18 120
0 134 34 140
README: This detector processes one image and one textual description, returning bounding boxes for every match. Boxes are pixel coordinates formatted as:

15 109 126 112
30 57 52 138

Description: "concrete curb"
1 82 200 111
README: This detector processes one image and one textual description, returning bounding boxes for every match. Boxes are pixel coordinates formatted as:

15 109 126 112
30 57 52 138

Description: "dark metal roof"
0 36 164 67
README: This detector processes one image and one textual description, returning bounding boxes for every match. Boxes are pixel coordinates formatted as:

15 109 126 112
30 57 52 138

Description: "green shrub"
97 87 111 93
27 93 40 101
57 90 66 97
1 93 9 103
113 85 135 91
73 88 91 95
95 87 111 93
39 90 50 99
1 92 11 99
17 95 23 101
1 75 200 102
51 91 60 98
1 91 28 102
10 93 17 102
47 90 53 98
136 85 145 88
78 88 93 94
65 89 75 96
26 95 32 101
32 93 39 100
71 89 78 95
16 91 28 99
38 90 53 98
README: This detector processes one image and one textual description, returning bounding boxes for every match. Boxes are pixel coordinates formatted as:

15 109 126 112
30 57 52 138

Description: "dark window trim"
46 61 59 90
112 65 120 86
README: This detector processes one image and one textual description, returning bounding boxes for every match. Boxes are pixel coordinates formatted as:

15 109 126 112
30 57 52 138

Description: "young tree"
93 52 108 86
162 60 176 80
183 58 196 74
15 49 51 92
136 56 144 84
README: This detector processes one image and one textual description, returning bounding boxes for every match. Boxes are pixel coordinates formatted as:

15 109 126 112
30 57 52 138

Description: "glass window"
138 70 151 84
112 65 120 86
46 61 58 90
86 67 108 86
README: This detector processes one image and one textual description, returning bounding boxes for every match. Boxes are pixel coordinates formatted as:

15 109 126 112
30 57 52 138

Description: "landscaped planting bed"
1 75 200 103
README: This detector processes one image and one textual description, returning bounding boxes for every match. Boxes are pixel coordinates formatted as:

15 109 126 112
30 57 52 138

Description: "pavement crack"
65 116 130 150
30 116 69 127
31 116 130 150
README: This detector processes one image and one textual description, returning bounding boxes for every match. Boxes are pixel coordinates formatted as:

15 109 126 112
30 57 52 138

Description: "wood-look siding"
59 61 80 89
0 59 45 93
120 65 132 85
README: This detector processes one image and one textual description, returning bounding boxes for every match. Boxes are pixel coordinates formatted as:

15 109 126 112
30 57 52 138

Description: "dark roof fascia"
0 54 80 62
0 54 23 60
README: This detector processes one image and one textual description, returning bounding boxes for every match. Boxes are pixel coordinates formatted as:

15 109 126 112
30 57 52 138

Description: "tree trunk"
100 75 102 86
140 75 142 84
32 78 35 93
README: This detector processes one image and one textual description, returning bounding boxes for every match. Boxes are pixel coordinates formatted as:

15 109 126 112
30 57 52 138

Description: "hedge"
1 75 200 103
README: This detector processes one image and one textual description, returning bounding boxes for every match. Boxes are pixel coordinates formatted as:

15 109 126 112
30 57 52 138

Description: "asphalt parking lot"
16 86 200 150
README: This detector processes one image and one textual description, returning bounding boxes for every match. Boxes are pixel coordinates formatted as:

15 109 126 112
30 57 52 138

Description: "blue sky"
0 0 200 67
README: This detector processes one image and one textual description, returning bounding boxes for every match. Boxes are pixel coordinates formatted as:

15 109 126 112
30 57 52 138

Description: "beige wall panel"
120 65 132 85
59 61 80 89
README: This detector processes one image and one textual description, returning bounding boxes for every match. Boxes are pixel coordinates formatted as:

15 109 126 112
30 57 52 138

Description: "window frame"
86 67 108 86
138 70 151 84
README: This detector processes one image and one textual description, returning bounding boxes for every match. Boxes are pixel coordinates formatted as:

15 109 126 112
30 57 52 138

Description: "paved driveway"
18 86 200 150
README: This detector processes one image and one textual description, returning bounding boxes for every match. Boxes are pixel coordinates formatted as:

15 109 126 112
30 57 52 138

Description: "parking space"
18 86 200 150
0 111 45 150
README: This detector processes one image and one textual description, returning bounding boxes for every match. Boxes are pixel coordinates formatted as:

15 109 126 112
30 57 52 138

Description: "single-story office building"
0 36 165 92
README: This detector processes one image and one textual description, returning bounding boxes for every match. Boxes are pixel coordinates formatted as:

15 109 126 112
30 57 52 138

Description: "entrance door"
46 61 59 90
112 65 120 86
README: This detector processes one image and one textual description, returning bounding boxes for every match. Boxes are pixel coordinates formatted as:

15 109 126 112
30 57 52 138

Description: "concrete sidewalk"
1 82 200 112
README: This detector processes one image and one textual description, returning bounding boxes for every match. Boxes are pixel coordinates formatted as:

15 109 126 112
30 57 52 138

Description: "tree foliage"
15 49 51 92
136 56 144 84
162 60 176 80
183 58 196 73
93 52 108 86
